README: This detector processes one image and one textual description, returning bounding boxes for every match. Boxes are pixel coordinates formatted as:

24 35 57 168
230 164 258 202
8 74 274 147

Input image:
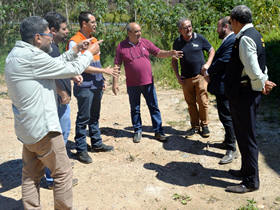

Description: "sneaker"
201 126 210 138
91 143 114 152
155 133 167 141
133 132 142 143
76 151 92 164
185 127 199 138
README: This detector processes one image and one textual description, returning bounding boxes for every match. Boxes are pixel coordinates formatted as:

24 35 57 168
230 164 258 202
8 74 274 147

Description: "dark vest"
225 27 266 99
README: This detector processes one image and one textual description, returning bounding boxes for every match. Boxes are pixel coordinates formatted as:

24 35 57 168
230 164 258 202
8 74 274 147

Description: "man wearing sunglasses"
113 22 183 143
225 5 276 193
5 16 101 209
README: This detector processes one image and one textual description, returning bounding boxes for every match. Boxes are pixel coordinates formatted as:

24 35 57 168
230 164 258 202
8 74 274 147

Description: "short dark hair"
79 11 93 28
230 5 252 24
220 16 232 30
20 16 49 43
44 11 67 31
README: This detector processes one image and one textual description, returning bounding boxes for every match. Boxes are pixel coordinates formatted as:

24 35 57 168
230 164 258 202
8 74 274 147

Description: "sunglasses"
38 33 53 38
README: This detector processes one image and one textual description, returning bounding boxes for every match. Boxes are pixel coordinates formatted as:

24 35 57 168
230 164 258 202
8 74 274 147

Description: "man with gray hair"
5 16 101 208
225 5 276 193
172 18 215 138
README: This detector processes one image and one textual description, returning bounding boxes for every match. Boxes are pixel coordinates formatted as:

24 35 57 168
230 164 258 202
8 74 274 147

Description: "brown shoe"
225 184 258 193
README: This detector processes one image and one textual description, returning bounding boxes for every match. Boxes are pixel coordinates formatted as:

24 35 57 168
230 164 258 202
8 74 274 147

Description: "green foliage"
263 29 280 97
237 199 258 210
172 193 191 205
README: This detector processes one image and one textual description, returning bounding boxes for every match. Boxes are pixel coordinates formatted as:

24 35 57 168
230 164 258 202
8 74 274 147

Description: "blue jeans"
127 83 164 134
74 87 103 152
46 103 71 182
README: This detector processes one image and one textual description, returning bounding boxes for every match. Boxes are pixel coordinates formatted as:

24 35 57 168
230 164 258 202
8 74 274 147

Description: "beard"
218 30 226 39
41 44 53 54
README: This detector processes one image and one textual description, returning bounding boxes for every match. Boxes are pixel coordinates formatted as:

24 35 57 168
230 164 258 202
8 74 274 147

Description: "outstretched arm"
156 50 183 59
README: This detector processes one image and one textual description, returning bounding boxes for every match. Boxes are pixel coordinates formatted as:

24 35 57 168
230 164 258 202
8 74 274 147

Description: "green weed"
172 193 191 205
237 199 258 210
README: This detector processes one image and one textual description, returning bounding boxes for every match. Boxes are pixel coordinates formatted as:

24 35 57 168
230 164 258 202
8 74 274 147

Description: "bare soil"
0 75 279 210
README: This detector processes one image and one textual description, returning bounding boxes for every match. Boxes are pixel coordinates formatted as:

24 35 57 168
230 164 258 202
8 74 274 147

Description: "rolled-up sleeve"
239 36 268 91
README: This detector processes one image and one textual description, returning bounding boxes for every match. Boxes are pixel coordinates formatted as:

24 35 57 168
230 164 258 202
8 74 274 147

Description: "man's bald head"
127 22 140 32
127 22 142 44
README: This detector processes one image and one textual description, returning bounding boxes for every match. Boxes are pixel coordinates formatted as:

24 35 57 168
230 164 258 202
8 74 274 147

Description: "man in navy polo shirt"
172 18 215 138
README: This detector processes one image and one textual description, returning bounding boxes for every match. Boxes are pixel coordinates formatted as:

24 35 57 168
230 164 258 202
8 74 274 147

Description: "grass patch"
237 199 258 210
172 193 191 205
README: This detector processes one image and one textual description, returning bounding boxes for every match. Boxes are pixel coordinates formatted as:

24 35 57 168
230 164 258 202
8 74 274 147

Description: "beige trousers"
182 74 209 127
22 132 72 210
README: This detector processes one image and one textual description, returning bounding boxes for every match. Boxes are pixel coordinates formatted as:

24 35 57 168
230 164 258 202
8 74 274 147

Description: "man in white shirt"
224 5 276 193
5 16 100 209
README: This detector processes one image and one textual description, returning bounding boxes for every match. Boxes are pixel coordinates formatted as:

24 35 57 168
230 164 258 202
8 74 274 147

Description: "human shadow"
0 159 23 209
163 135 223 159
144 161 240 188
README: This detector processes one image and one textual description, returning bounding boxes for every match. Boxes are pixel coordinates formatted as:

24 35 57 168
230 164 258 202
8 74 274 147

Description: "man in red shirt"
113 22 183 143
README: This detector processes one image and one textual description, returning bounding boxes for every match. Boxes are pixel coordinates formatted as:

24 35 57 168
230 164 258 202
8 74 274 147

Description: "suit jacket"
208 33 235 95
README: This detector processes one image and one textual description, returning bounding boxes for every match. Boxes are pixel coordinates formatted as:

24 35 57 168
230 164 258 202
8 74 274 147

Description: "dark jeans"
215 94 236 151
74 87 103 152
127 83 164 134
229 87 261 189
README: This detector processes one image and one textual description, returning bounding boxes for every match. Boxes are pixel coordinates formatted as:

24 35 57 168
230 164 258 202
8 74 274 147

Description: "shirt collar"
236 23 254 38
127 38 142 46
222 32 234 44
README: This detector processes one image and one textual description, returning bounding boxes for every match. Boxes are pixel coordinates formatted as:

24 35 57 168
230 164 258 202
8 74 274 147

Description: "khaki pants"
182 74 209 127
22 132 72 210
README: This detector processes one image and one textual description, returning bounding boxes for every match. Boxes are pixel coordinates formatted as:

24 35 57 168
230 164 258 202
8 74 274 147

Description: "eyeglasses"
38 33 53 38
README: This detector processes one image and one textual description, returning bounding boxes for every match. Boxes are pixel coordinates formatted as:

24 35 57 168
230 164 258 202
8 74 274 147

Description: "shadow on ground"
0 159 23 209
144 161 240 188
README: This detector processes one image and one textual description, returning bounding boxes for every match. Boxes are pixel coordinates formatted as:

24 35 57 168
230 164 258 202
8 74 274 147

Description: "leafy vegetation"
172 193 191 205
237 199 258 210
0 0 279 96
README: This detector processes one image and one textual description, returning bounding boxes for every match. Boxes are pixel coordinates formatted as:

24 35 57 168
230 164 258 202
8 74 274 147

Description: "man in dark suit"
225 5 276 193
202 16 237 165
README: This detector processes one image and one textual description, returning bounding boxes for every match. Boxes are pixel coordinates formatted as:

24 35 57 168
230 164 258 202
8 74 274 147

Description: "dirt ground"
0 75 279 210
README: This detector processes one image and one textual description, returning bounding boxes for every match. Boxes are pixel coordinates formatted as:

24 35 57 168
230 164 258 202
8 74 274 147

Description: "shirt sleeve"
145 39 160 56
114 43 123 66
200 34 212 52
239 36 268 91
32 50 93 79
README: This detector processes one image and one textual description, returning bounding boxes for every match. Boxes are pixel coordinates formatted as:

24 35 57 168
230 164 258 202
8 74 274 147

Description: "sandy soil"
0 75 279 210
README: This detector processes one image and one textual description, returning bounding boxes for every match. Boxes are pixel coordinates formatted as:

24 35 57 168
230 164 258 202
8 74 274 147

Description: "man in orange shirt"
68 11 117 164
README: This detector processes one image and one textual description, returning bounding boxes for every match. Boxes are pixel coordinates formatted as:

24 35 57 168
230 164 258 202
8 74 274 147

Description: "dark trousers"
229 87 261 189
127 83 164 134
215 94 236 151
74 86 103 152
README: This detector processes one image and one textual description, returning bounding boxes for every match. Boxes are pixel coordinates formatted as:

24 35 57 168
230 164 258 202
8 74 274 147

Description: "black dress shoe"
91 143 114 152
219 150 238 164
228 169 243 178
77 151 92 164
225 184 258 193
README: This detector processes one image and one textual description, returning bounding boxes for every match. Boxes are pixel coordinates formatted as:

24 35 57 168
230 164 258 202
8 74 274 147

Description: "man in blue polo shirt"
172 18 215 138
